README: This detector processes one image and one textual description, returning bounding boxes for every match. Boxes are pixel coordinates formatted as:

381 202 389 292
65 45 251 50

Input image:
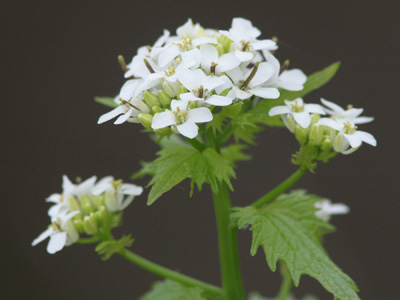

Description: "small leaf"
95 96 118 108
232 190 359 300
221 144 251 168
140 280 206 300
136 146 235 204
249 62 340 123
95 235 133 261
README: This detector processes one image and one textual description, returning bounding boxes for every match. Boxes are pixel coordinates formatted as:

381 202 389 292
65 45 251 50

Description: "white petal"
268 105 291 116
248 62 274 87
235 50 254 62
327 203 350 215
252 40 277 51
305 104 326 115
293 112 312 128
353 116 374 124
32 227 53 246
119 195 135 211
318 118 341 130
98 106 126 124
120 80 142 100
153 29 170 47
47 232 67 254
250 87 280 99
188 107 213 123
280 69 307 84
114 108 133 125
120 184 143 196
321 98 345 115
151 111 176 129
233 87 252 100
181 48 201 69
175 67 197 91
177 121 199 139
192 37 218 47
171 99 189 112
356 131 377 146
200 44 218 71
46 193 61 203
158 45 180 68
205 95 232 106
344 133 363 148
201 75 225 92
216 53 241 73
180 92 203 101
220 30 240 44
232 18 261 38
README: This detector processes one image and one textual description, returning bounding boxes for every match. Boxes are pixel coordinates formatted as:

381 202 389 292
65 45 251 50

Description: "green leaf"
136 146 235 205
220 144 251 168
95 235 133 260
94 96 118 108
140 280 206 300
249 62 340 123
232 190 359 300
232 113 263 145
207 102 243 135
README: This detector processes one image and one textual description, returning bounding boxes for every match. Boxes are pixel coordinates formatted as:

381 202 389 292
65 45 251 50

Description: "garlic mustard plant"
34 17 377 300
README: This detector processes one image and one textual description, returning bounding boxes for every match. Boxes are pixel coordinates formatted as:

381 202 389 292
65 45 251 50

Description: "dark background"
1 1 399 299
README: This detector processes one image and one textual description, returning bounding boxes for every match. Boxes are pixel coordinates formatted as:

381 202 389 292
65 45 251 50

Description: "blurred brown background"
1 1 399 299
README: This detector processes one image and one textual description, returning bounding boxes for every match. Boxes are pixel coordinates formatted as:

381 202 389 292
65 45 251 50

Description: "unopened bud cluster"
98 18 307 139
269 98 376 155
32 175 143 254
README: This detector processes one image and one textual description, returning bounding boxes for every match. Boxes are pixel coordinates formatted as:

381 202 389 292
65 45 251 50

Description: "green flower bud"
216 44 224 56
144 91 161 108
282 115 296 133
311 113 321 125
154 126 172 136
158 90 172 107
187 101 198 109
295 125 308 145
73 219 85 234
68 196 81 212
83 215 98 235
138 113 153 129
151 106 164 114
80 195 95 215
309 124 323 146
176 85 188 100
162 82 176 97
321 137 333 152
97 205 110 225
218 34 231 53
92 194 105 210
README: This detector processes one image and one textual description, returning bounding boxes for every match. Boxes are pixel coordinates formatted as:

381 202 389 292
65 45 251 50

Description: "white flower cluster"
269 98 376 154
32 176 143 254
98 18 307 139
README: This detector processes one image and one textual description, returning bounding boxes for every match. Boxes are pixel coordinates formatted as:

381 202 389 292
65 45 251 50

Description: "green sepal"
140 280 206 300
95 235 134 261
292 144 319 172
95 96 118 108
232 190 359 300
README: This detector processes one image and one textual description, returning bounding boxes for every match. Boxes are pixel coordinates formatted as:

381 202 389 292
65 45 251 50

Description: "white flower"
269 98 325 129
320 98 374 125
199 44 241 75
176 68 233 106
263 52 307 91
318 118 377 154
226 62 279 100
220 18 277 62
32 211 80 254
315 199 350 222
92 177 143 212
151 99 212 139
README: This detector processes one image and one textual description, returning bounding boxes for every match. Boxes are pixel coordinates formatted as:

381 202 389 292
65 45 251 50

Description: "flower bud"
162 82 176 97
158 90 172 107
68 196 81 212
176 85 188 100
295 125 308 145
151 106 164 114
138 113 153 129
83 215 98 235
218 34 231 54
281 115 296 133
92 194 105 210
80 195 95 215
309 124 323 146
311 113 320 125
73 219 85 234
97 205 110 225
144 91 161 108
216 44 224 56
333 132 349 153
320 137 333 152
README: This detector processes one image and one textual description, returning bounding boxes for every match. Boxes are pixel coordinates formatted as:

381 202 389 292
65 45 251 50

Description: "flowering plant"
33 18 376 300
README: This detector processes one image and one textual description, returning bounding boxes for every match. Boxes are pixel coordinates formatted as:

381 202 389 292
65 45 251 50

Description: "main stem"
212 182 246 300
118 248 223 299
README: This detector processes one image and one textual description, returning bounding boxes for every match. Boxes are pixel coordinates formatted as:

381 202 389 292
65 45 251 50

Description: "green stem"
212 183 246 300
118 248 223 299
186 137 206 152
77 237 100 244
251 167 307 209
277 263 293 300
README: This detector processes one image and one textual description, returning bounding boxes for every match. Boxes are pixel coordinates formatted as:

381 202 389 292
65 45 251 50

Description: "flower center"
291 101 305 112
240 40 252 52
164 66 176 77
343 121 357 134
173 106 188 125
192 85 209 99
177 36 193 51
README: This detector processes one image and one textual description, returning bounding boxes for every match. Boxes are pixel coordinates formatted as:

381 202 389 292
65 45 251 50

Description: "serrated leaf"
207 102 244 135
232 113 263 144
95 235 133 260
232 190 359 300
249 62 340 123
137 146 235 204
140 280 206 300
95 96 118 108
221 144 251 168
